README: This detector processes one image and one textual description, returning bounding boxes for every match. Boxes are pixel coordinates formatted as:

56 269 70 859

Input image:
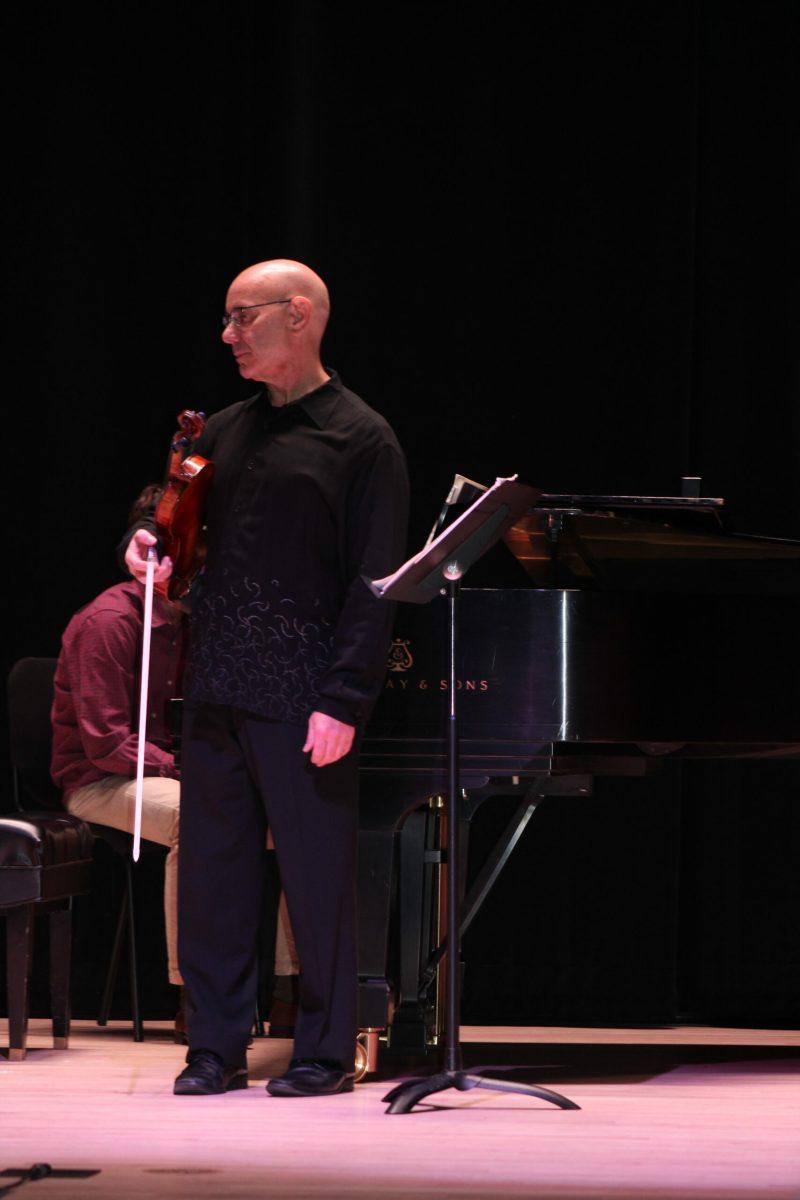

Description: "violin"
155 410 215 602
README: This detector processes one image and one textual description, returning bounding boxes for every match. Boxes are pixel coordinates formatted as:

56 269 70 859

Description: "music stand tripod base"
382 1071 580 1114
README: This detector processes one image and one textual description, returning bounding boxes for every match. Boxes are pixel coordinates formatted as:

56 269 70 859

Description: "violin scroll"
171 410 207 453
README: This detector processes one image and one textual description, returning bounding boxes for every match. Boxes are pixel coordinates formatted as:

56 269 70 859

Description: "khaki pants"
266 829 299 976
66 775 182 986
274 890 298 975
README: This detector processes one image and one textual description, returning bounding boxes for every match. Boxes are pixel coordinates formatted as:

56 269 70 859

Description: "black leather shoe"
174 1050 248 1095
266 1058 355 1097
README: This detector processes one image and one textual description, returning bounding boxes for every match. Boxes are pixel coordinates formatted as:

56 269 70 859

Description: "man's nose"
221 322 238 344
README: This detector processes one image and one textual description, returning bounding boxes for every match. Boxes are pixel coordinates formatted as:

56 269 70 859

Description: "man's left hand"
303 711 356 767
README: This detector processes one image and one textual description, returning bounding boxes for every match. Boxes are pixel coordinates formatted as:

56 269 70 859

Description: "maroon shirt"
51 580 186 798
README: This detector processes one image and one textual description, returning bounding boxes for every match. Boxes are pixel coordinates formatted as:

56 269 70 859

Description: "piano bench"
0 813 93 1060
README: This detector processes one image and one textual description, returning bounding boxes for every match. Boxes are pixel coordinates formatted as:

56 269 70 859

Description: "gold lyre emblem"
387 638 413 673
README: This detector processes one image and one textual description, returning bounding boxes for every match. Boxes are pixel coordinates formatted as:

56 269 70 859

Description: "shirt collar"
256 369 342 430
153 593 181 630
122 580 178 631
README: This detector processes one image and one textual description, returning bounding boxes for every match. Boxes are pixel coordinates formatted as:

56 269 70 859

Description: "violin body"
155 411 215 601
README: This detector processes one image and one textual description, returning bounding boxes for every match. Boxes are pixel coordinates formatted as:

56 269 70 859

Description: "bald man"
126 260 408 1095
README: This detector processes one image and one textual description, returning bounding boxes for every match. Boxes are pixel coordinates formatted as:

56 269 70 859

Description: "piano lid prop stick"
133 545 157 862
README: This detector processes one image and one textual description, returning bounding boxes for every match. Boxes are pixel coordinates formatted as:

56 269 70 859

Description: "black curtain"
4 1 798 1023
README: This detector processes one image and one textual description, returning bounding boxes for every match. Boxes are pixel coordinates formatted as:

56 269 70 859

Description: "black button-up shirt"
179 372 408 727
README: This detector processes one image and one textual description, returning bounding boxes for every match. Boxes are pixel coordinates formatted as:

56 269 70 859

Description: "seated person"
50 485 186 1033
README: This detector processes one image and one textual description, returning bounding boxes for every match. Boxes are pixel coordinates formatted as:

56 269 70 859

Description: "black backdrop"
4 1 799 1025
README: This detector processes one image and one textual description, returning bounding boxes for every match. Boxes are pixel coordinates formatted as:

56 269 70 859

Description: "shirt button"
247 460 255 470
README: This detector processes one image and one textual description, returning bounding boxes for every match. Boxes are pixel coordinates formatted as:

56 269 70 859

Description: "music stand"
368 476 579 1115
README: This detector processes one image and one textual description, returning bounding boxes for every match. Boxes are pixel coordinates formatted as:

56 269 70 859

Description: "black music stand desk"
368 476 579 1115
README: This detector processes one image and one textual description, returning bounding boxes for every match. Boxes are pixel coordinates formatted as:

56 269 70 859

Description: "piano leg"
357 774 594 1067
357 773 445 1034
388 809 432 1051
417 784 549 995
357 827 397 1029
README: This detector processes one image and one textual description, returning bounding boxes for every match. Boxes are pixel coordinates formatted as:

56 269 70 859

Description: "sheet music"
371 474 535 599
425 473 489 546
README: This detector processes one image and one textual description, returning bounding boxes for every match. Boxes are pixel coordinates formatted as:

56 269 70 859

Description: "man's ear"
288 295 312 330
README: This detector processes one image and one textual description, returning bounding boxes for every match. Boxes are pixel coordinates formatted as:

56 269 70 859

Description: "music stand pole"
444 574 462 1079
371 479 579 1114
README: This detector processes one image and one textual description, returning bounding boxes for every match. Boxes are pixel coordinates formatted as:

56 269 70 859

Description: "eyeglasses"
221 299 291 329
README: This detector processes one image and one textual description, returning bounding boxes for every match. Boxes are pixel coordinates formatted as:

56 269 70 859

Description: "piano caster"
355 1027 382 1082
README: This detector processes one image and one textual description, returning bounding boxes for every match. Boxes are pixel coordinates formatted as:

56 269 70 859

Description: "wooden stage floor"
2 1022 799 1199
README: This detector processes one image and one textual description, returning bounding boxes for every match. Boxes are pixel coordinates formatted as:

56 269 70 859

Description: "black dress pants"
178 702 359 1070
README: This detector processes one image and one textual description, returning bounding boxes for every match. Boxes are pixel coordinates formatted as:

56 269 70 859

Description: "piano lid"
503 502 800 595
426 474 800 596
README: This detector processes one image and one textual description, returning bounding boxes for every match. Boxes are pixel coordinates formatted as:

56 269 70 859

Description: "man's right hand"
125 528 174 585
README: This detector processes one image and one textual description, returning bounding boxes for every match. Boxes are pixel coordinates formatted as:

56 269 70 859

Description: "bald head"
229 259 330 342
222 259 332 402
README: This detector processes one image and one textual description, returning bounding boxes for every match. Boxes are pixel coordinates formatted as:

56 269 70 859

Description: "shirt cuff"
313 696 361 727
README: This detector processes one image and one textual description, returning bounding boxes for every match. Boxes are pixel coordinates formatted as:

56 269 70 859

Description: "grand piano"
355 481 800 1067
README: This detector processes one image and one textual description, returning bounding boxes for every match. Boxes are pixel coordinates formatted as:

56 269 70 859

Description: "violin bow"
133 544 157 861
